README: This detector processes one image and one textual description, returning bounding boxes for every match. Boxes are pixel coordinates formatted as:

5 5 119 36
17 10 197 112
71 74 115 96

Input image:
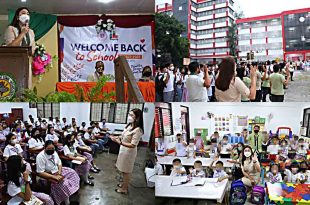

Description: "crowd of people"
155 58 310 102
154 125 310 203
0 110 144 205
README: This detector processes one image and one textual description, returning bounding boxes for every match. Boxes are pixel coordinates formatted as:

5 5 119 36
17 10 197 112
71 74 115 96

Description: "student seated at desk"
266 163 282 183
189 160 205 178
170 158 186 177
289 135 299 151
28 128 44 151
186 139 196 159
213 161 229 182
45 127 59 144
154 156 164 175
218 135 232 158
175 133 187 157
84 127 104 152
284 161 305 183
279 139 289 161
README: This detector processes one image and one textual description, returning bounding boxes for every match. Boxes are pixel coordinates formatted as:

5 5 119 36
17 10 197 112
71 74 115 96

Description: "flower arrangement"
95 19 116 34
32 43 52 76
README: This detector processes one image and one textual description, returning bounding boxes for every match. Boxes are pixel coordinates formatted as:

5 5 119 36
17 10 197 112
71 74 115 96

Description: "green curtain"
8 10 57 41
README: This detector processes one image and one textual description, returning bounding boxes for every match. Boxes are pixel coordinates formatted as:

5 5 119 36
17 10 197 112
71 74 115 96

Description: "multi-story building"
156 3 173 17
237 8 310 61
156 0 235 64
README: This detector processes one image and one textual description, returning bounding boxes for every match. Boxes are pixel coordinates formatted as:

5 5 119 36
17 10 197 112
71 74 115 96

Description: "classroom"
0 102 155 205
153 102 310 205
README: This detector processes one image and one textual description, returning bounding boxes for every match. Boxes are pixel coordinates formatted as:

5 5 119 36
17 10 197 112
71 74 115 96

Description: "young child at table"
213 161 229 182
295 138 308 160
186 139 196 159
266 163 282 183
267 136 280 161
194 133 204 157
284 161 305 183
189 160 205 178
218 135 232 158
175 133 187 157
170 158 186 177
154 156 164 175
279 139 289 161
299 161 309 184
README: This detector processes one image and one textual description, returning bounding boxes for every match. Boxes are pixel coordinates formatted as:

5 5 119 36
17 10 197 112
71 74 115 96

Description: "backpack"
230 179 247 205
251 185 265 205
155 73 166 92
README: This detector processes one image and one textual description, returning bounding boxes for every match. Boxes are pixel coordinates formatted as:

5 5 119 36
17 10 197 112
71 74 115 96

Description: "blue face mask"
216 169 222 172
16 128 20 132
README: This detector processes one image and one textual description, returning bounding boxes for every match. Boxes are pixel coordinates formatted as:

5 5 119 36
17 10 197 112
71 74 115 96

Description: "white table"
157 156 214 167
155 176 228 203
157 156 234 168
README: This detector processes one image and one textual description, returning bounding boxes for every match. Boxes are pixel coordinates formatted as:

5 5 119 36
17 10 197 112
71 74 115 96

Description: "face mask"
11 139 17 145
21 163 27 173
196 168 201 172
127 116 134 123
222 141 228 145
77 136 82 140
170 67 174 70
46 149 55 156
51 131 55 134
173 165 180 169
244 151 252 158
189 143 194 146
238 147 242 151
16 128 20 132
216 169 222 172
19 14 30 24
254 130 259 134
299 168 306 173
272 169 277 174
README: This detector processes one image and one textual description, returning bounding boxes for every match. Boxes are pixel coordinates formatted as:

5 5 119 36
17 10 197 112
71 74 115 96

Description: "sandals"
117 183 123 188
115 188 128 195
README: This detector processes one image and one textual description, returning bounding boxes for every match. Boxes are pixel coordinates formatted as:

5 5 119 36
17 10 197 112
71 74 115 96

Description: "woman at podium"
4 7 35 54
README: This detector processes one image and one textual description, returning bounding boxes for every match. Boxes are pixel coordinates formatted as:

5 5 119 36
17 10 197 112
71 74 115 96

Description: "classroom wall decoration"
214 115 231 132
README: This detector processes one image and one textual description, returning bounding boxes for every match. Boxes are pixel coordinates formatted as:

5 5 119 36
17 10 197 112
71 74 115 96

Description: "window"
37 103 60 118
155 103 173 137
90 103 144 124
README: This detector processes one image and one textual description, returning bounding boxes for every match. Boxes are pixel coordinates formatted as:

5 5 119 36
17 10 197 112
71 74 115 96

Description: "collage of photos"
0 0 310 205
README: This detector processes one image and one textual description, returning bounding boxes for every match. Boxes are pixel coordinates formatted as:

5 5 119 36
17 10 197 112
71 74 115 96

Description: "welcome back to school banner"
59 24 153 82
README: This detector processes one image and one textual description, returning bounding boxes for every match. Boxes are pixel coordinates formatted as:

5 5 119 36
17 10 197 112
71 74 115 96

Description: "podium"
0 46 32 91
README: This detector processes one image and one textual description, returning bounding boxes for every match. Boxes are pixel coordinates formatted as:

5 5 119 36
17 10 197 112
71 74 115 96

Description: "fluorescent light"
21 0 26 2
98 0 115 3
288 27 295 31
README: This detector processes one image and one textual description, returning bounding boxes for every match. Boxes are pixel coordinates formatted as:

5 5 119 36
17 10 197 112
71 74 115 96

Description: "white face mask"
244 151 252 158
11 139 18 145
127 116 134 123
19 14 30 24
189 143 194 146
77 136 82 140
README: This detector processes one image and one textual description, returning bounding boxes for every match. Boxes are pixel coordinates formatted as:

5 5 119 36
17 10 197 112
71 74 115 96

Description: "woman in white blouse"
28 128 45 151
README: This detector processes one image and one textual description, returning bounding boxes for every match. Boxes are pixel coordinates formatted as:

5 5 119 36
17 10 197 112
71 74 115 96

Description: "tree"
227 10 245 60
155 13 189 67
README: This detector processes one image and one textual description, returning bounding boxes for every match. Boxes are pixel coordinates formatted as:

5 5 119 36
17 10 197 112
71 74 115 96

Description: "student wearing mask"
296 138 308 160
83 127 103 153
36 140 80 205
63 134 94 186
194 133 204 157
110 108 144 195
0 125 6 149
186 139 196 159
218 135 232 158
28 128 45 151
241 146 261 187
170 158 186 177
45 127 59 144
155 65 169 102
185 62 210 102
261 64 271 102
299 161 310 184
266 163 282 183
189 160 205 178
236 66 251 102
213 161 229 182
215 57 257 102
175 133 187 157
80 122 87 132
24 124 33 139
139 66 153 82
163 63 175 102
7 155 54 205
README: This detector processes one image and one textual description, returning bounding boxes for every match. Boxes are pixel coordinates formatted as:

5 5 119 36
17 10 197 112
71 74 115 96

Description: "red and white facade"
189 0 235 63
236 8 310 61
156 3 173 16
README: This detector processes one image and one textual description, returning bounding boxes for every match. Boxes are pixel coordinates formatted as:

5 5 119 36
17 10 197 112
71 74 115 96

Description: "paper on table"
205 178 219 183
171 176 188 186
72 160 82 165
182 178 207 187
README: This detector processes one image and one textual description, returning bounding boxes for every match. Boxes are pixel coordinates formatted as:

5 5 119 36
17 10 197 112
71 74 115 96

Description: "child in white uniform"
186 139 196 158
213 161 229 182
189 160 205 178
170 158 186 177
266 164 282 183
175 134 187 157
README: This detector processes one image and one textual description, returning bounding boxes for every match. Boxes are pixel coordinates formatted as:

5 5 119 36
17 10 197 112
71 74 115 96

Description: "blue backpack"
230 180 247 205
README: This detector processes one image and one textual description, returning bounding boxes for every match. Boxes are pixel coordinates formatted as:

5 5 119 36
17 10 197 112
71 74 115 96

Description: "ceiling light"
98 0 115 3
21 0 26 2
299 16 305 23
288 27 295 31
